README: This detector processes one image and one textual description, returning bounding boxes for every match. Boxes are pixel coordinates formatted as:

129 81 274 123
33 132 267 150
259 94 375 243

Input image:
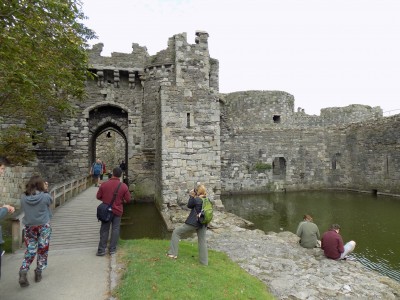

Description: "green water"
120 202 170 240
221 191 400 282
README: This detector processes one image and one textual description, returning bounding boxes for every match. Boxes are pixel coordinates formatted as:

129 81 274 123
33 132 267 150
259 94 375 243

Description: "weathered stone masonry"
219 90 395 194
1 31 399 213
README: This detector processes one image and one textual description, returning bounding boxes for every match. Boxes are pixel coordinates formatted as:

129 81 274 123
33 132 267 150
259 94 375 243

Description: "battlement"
87 31 218 92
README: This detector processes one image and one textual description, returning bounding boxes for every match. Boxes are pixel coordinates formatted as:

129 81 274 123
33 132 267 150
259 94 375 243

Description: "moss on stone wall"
253 162 272 172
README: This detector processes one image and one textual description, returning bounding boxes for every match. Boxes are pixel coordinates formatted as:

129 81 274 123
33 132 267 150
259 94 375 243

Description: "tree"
0 0 96 164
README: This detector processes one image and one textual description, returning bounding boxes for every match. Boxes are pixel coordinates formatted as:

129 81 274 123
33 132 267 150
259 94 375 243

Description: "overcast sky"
81 0 400 116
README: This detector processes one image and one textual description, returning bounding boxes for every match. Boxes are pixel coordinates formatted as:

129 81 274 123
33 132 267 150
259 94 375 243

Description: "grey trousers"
168 223 208 265
98 215 121 253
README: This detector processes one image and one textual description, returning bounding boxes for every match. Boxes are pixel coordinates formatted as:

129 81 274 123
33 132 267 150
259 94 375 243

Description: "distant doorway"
272 157 286 179
95 129 126 178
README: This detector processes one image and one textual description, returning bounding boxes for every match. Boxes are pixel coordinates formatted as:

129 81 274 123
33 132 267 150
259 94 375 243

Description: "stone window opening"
273 115 281 124
67 132 72 146
332 153 341 170
104 70 114 84
386 155 390 175
272 157 286 179
187 113 191 128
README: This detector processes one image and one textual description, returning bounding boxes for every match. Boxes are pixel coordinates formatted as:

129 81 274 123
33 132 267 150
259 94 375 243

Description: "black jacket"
184 196 204 228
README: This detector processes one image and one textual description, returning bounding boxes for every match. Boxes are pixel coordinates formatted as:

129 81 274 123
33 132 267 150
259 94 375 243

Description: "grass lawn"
114 239 274 300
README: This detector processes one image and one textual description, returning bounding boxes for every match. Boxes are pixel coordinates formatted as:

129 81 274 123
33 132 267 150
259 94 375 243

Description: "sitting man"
321 224 356 260
296 214 320 249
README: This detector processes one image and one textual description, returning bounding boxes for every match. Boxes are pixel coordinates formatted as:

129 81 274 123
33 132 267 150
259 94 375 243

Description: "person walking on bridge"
96 167 131 256
18 175 53 287
91 158 103 187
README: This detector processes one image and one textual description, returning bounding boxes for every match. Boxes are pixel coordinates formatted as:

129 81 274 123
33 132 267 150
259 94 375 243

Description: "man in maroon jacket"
321 224 356 260
96 167 131 256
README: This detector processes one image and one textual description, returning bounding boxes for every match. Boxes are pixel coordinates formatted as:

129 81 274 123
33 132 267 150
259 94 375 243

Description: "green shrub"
254 162 272 172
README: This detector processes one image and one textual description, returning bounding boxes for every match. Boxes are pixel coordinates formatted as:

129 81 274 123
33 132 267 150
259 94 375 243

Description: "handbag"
96 182 122 222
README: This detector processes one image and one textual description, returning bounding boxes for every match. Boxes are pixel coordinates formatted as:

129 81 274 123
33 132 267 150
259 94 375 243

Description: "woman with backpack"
90 158 103 187
18 175 53 287
166 184 209 265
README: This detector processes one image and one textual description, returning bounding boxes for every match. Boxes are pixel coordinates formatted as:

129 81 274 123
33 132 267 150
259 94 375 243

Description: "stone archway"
87 104 129 183
95 127 127 180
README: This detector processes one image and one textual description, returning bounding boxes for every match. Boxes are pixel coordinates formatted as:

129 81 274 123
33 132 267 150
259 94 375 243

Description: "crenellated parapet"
171 31 213 89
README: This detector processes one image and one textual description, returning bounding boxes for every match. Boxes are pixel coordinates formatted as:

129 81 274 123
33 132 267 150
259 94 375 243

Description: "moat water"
117 191 400 282
120 202 170 240
221 191 400 282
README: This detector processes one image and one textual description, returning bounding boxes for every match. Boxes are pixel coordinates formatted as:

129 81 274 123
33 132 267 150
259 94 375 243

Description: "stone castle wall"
155 32 222 215
1 31 399 208
343 114 400 194
219 90 397 194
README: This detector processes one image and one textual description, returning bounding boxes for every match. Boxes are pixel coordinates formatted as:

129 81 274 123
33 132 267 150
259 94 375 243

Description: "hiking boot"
34 269 42 282
19 270 29 287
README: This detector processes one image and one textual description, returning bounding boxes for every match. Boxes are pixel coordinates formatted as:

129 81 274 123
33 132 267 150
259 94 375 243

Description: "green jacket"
296 220 320 249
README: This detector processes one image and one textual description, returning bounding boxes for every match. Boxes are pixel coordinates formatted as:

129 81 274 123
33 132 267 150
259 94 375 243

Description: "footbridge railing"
10 175 93 252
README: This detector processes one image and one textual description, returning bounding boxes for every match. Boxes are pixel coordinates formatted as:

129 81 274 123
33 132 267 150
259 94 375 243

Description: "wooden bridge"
2 177 110 300
11 175 100 251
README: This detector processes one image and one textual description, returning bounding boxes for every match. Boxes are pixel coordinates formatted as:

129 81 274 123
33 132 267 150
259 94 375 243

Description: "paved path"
0 187 111 300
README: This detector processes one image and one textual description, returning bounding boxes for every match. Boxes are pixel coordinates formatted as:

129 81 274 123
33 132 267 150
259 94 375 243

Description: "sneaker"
96 251 106 256
109 251 116 255
19 270 30 287
34 269 42 282
345 256 357 261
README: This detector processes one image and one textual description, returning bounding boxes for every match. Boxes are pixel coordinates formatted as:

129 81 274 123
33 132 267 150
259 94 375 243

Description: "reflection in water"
222 191 400 282
120 202 170 240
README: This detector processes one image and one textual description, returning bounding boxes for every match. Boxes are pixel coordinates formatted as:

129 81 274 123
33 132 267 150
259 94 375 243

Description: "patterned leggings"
20 223 52 271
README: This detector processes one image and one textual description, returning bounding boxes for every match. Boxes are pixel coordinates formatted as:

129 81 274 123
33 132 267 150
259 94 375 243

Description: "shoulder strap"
110 182 122 206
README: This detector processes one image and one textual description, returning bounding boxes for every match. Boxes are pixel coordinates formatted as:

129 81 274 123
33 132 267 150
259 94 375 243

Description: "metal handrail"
10 175 93 252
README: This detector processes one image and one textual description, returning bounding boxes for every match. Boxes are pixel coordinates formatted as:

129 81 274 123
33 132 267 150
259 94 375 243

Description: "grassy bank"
114 239 274 300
